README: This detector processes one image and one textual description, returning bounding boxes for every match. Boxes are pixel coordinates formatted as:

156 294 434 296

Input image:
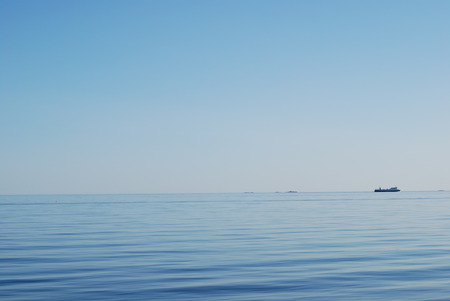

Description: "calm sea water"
2 191 450 301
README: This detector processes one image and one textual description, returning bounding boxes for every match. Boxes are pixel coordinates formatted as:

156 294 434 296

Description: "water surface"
2 191 450 300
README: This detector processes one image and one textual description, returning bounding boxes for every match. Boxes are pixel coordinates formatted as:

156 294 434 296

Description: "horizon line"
0 189 447 196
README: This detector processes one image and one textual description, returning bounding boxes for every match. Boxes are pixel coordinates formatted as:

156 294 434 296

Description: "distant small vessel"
374 187 400 192
287 191 298 193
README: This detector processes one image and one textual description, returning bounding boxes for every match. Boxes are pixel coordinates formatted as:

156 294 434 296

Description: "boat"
374 187 400 192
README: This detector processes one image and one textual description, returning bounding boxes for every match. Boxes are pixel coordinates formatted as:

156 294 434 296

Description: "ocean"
2 191 450 301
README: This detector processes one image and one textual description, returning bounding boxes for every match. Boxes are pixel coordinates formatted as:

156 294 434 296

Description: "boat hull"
374 189 400 192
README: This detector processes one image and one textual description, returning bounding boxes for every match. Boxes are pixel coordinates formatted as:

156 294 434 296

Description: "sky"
1 0 450 194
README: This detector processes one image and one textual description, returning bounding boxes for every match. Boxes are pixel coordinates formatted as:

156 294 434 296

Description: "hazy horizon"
1 189 448 197
2 0 449 194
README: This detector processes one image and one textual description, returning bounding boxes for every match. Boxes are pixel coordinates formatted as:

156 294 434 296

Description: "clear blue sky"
1 0 449 194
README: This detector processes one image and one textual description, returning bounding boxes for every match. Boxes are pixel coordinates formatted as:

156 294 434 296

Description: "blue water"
2 191 450 300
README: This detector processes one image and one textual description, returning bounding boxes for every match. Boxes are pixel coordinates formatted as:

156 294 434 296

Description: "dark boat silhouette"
374 187 400 192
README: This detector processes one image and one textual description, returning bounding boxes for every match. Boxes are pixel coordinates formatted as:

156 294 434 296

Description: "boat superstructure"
374 187 400 192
